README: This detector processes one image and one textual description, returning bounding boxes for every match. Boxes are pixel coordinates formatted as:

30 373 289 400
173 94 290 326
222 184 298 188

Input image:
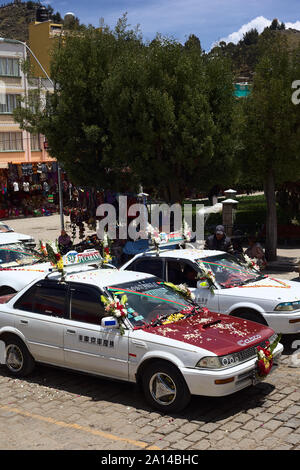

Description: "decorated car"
0 245 111 295
0 223 35 249
0 266 282 412
121 246 300 334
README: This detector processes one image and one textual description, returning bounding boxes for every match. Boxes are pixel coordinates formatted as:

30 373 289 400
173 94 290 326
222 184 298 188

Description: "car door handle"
66 329 76 334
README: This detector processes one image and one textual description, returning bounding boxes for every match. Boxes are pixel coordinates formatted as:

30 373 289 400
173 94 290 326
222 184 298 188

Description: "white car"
121 248 300 335
0 265 282 412
0 248 110 296
0 223 35 249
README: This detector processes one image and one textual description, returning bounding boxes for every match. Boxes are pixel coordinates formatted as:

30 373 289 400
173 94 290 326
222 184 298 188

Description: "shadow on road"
0 362 275 424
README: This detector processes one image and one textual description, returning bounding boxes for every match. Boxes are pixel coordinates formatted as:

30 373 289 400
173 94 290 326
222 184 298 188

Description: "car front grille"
236 339 269 363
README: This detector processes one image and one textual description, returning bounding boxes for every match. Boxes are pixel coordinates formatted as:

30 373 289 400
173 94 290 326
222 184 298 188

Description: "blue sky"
38 0 299 50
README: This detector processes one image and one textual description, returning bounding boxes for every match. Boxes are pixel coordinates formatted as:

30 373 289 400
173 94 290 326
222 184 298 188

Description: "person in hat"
204 225 234 254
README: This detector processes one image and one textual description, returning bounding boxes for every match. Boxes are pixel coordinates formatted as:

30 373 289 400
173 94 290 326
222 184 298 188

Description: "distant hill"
0 1 62 42
210 22 300 82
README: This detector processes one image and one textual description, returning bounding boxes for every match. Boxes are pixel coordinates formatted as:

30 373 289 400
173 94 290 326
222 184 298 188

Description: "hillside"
210 23 300 82
0 1 62 42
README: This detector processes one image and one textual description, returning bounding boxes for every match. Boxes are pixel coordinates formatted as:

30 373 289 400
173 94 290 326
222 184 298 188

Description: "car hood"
141 310 274 355
0 233 34 242
220 276 300 302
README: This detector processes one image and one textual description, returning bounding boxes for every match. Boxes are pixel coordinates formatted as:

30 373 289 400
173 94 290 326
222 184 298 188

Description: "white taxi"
0 265 282 412
0 223 35 248
0 248 108 296
121 247 300 334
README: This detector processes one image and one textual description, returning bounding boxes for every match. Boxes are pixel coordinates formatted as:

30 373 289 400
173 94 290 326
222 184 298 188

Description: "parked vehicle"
0 223 35 249
0 266 282 412
121 247 300 334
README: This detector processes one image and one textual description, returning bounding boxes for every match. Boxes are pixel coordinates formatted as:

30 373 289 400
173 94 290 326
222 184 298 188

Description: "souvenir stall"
0 162 65 219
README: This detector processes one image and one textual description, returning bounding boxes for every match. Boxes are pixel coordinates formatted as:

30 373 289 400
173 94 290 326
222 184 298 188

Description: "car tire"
232 309 268 326
3 336 35 377
142 361 191 413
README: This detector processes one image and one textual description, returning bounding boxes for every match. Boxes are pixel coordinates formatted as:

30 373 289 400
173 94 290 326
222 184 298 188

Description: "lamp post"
0 37 64 230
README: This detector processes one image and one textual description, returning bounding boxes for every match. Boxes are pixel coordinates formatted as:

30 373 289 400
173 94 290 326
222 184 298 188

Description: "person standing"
204 225 234 254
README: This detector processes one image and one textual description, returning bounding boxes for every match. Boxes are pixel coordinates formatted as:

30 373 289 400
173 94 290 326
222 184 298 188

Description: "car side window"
70 284 105 325
167 260 198 288
132 258 164 278
15 281 67 318
14 285 38 312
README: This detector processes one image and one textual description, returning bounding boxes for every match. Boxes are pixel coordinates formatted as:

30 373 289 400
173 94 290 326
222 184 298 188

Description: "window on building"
30 133 41 151
0 132 23 151
0 94 20 114
0 58 20 77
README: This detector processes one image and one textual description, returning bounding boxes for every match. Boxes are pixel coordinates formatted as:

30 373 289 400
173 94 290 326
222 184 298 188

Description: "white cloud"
214 16 300 47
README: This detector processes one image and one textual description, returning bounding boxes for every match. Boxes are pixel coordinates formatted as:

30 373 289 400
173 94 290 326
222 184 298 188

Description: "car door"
166 259 220 312
63 283 129 380
13 280 68 365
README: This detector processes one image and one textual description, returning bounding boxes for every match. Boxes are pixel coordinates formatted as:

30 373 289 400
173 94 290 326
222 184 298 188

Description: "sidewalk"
264 247 300 281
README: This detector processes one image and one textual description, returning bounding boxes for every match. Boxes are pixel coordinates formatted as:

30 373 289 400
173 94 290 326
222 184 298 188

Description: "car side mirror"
197 280 209 289
101 317 119 329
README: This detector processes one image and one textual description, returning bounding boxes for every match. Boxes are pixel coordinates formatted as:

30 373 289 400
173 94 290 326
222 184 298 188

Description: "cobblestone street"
0 340 299 451
0 215 299 451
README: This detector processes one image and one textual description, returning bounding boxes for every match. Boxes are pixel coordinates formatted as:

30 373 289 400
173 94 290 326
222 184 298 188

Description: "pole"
58 164 64 231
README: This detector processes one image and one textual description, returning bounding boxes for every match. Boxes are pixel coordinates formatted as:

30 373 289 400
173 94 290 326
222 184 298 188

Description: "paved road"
0 215 299 451
0 339 299 451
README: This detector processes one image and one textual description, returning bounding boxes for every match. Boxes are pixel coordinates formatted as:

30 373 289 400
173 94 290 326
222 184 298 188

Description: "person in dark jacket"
204 225 234 254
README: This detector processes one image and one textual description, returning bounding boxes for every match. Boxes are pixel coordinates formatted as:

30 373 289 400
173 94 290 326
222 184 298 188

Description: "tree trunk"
264 169 277 261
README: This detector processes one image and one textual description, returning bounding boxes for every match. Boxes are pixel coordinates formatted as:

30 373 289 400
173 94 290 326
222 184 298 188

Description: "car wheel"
142 361 191 413
3 336 35 377
232 309 268 326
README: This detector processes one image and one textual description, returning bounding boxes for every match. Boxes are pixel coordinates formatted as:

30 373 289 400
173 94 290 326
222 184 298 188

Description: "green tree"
239 36 300 260
101 35 218 202
14 18 237 204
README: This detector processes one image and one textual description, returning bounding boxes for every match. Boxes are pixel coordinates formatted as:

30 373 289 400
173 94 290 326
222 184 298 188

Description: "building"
28 19 63 79
0 38 58 220
0 38 54 166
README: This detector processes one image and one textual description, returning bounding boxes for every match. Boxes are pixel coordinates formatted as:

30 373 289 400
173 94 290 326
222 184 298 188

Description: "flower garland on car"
197 262 216 293
243 254 260 272
38 241 65 279
163 282 195 302
101 294 128 335
101 232 113 264
256 334 282 378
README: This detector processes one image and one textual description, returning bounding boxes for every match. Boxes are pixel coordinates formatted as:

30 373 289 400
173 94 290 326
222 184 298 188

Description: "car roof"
48 268 156 289
132 248 225 262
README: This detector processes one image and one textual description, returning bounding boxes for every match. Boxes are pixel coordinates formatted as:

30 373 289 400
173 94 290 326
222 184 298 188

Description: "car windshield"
0 244 38 268
106 278 192 327
196 254 263 288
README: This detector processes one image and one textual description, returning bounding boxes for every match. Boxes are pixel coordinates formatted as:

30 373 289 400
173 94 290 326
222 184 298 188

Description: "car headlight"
196 354 240 369
274 301 300 311
196 334 278 370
